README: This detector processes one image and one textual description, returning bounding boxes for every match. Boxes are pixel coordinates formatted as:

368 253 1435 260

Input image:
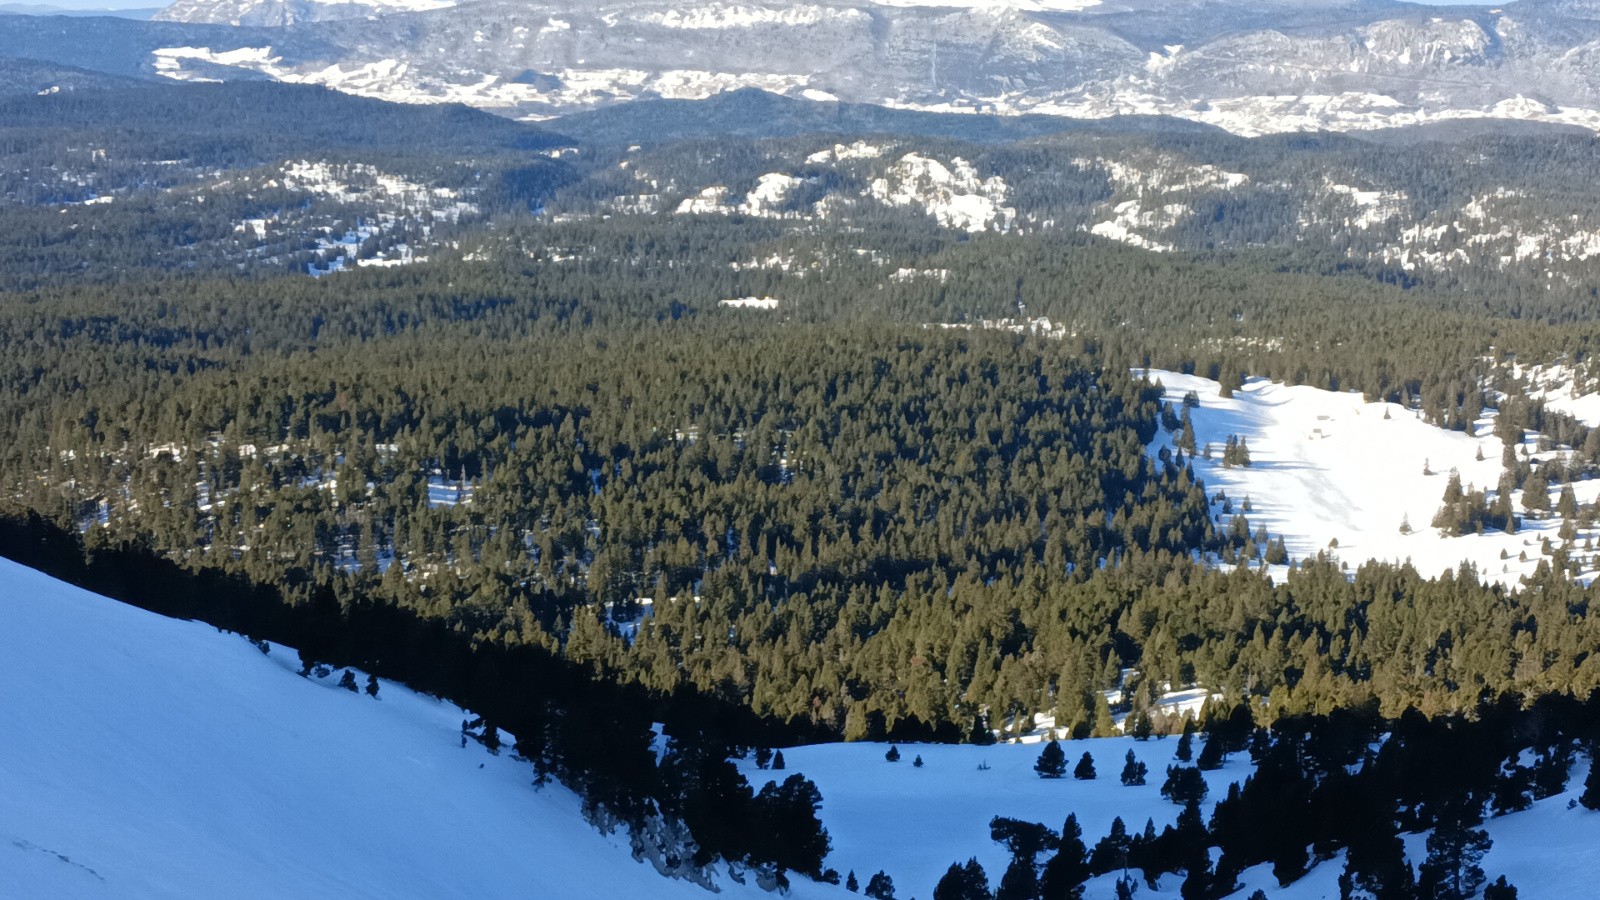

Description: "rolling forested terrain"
13 69 1600 897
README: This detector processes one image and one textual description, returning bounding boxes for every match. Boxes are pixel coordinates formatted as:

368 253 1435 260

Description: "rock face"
64 0 1600 135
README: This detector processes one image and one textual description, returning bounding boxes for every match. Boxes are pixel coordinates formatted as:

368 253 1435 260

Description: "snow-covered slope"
9 533 1600 898
745 737 1244 900
0 557 843 899
1145 369 1600 586
753 734 1600 900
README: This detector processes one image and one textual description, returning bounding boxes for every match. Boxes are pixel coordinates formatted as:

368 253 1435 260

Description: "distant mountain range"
4 0 1600 136
0 1 157 16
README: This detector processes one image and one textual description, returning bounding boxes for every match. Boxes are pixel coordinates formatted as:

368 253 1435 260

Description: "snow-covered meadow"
1144 369 1600 587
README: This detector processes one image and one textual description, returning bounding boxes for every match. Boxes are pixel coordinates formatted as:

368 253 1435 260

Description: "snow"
1145 369 1600 586
1514 362 1600 428
862 0 1101 10
1090 200 1177 252
1226 759 1600 900
806 141 886 165
719 297 781 309
0 557 861 899
741 173 805 216
741 737 1244 900
1327 182 1406 229
639 5 868 29
0 562 876 899
868 153 1015 233
675 185 733 215
9 548 1600 900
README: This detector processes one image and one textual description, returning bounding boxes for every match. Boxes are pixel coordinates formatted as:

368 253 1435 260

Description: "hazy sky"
9 0 1522 14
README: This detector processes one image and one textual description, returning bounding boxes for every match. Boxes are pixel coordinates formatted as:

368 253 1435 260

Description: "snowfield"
6 550 1600 898
755 737 1600 900
1144 369 1600 587
742 737 1246 900
0 557 842 900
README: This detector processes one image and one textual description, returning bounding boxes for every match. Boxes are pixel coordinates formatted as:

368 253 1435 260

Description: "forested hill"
14 69 1600 898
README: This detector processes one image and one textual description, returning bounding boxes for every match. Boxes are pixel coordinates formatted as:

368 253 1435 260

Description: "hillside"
9 555 1600 898
0 556 843 899
1144 368 1600 587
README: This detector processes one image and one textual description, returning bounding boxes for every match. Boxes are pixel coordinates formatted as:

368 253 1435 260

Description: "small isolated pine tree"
914 754 924 768
338 669 359 692
1161 765 1208 805
1035 739 1067 778
755 746 772 769
847 870 860 893
1121 749 1148 786
864 870 897 900
886 745 901 763
772 750 786 770
365 673 379 698
1176 721 1195 762
1074 751 1097 780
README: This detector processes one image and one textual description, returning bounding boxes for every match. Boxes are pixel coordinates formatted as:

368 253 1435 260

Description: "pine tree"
1121 750 1148 786
1581 749 1600 810
1092 693 1118 738
865 871 897 900
1035 739 1067 778
1482 876 1517 900
1073 751 1097 780
772 750 786 770
1040 813 1089 900
1195 731 1225 771
1176 721 1195 762
1089 817 1133 875
1130 707 1153 741
1339 826 1414 900
934 858 993 900
1417 807 1490 900
886 745 901 763
365 673 380 698
914 754 924 768
338 669 359 692
1160 765 1207 805
847 870 860 893
995 856 1038 900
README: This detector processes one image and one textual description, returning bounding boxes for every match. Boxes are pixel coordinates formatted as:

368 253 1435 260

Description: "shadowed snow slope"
0 557 843 900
